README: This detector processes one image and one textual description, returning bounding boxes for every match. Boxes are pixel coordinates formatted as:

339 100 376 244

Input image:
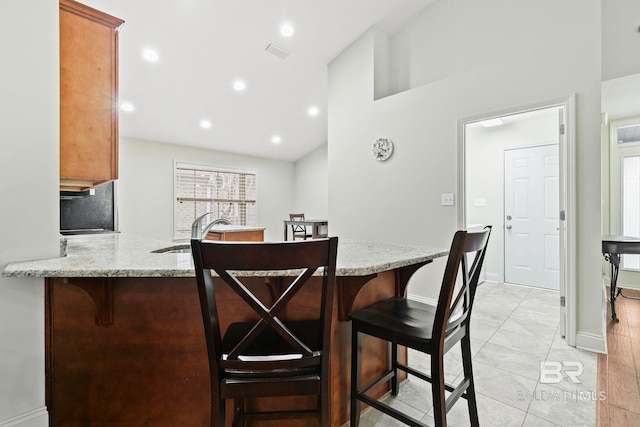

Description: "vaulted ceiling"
79 0 432 161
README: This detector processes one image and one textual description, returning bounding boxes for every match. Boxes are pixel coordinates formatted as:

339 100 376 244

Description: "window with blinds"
174 162 257 240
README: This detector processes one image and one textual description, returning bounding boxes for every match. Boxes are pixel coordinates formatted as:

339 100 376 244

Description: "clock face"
371 137 394 162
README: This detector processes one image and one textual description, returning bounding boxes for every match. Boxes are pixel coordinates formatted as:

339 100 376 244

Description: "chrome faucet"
191 212 231 239
201 218 231 239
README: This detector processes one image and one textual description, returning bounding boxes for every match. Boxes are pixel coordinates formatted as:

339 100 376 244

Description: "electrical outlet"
441 193 455 206
473 198 486 207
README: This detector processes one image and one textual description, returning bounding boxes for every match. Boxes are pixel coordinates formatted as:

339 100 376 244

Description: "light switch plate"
441 193 455 206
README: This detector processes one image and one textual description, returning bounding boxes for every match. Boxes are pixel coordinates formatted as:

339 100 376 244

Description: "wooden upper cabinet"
59 0 124 192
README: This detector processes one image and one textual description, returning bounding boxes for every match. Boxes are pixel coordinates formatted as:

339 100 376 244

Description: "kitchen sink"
151 244 191 254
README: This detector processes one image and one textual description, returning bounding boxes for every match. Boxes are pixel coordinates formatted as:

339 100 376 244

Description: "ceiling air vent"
265 42 290 60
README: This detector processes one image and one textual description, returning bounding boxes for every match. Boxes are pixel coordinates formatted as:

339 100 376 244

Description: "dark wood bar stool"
191 237 338 426
289 213 313 240
350 227 491 427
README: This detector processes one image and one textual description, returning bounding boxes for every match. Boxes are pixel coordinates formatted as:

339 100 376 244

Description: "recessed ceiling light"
233 80 246 91
271 135 281 144
280 22 294 37
200 119 212 129
308 106 319 117
142 48 159 62
120 101 134 112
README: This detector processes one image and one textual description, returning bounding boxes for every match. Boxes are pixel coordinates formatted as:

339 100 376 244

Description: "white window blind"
174 162 257 240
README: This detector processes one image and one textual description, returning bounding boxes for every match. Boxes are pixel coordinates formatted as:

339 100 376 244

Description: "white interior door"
504 144 560 289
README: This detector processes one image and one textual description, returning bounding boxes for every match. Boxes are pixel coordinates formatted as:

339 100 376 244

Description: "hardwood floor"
598 288 640 426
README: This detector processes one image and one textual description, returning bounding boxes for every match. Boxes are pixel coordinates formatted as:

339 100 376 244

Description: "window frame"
609 117 640 271
173 160 258 241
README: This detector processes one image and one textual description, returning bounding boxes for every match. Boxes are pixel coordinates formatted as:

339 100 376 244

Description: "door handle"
506 215 512 220
506 225 512 229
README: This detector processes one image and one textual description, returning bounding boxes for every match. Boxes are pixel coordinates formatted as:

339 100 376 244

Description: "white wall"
0 0 59 425
293 143 329 219
328 0 603 344
466 113 559 281
118 137 295 242
602 0 640 81
601 1 640 288
601 0 640 236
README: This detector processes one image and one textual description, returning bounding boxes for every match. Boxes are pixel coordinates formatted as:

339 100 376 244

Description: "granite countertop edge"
2 233 448 279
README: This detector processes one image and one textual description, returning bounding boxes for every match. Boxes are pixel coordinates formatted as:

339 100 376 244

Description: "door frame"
609 116 640 286
456 95 577 346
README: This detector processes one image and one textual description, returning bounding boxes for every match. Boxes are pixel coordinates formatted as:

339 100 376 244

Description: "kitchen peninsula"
3 233 447 427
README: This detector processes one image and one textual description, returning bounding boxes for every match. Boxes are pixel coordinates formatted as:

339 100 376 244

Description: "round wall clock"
371 137 394 162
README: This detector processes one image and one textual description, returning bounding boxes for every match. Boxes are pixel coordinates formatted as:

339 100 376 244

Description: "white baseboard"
407 293 437 306
575 331 606 354
617 283 640 291
407 273 499 306
602 276 640 291
0 408 48 427
483 272 500 283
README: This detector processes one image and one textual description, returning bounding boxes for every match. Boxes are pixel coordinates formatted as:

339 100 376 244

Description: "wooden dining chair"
191 236 338 427
350 226 492 427
289 213 312 240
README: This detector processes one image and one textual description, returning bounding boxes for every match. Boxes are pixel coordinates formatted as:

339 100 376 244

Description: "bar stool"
191 237 339 426
350 227 491 427
289 213 312 240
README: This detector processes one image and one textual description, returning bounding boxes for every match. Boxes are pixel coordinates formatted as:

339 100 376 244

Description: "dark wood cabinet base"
46 270 413 426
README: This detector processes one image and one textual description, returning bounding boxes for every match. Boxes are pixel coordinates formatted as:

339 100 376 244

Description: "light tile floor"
356 282 598 427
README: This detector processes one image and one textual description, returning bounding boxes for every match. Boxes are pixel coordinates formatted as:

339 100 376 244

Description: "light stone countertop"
2 233 448 278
